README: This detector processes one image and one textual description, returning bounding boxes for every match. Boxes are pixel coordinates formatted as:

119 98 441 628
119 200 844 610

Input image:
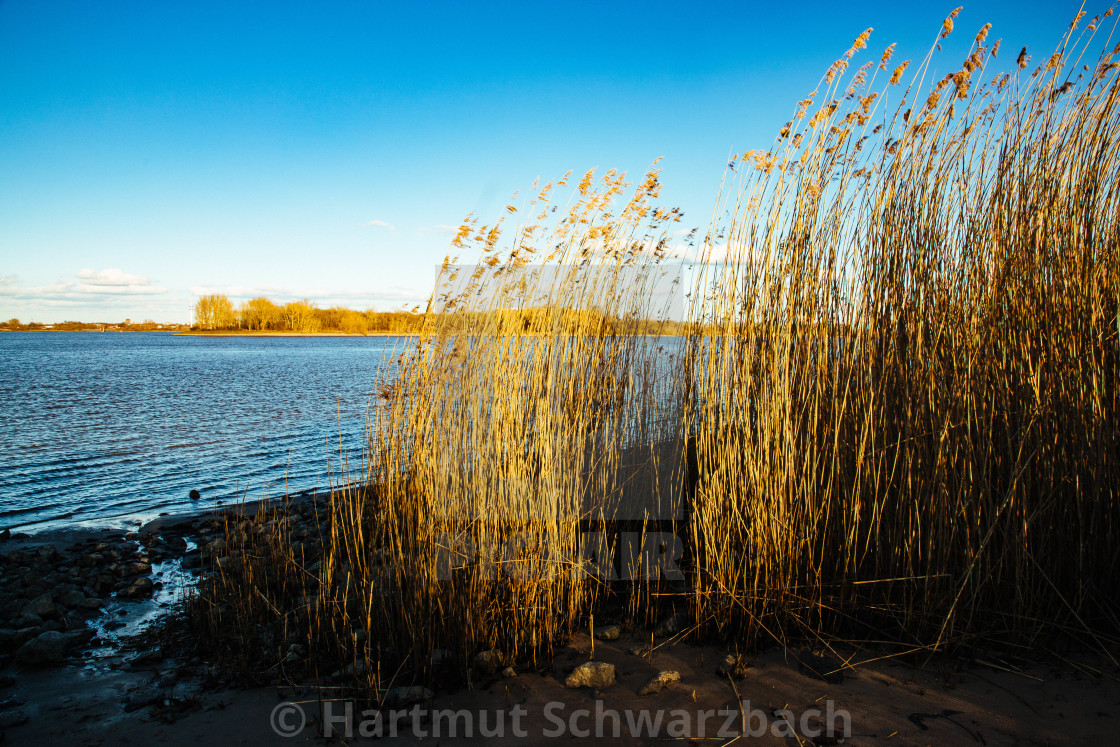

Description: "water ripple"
0 332 408 532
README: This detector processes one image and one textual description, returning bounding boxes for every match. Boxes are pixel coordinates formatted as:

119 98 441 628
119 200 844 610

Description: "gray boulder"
23 594 60 620
15 631 68 666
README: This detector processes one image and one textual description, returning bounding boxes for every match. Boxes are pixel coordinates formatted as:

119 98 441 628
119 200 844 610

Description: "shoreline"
175 330 408 337
1 488 1118 745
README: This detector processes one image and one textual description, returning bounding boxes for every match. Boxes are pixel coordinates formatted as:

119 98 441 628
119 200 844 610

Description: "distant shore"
175 330 407 337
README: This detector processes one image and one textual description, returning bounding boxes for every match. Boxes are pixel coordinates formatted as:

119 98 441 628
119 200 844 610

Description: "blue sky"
0 0 1092 322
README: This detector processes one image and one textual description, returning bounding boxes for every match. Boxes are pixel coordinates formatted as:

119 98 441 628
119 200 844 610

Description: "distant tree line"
1 318 188 332
192 294 422 333
189 294 704 336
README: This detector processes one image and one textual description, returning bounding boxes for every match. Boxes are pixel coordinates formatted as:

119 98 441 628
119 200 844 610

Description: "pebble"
717 653 750 678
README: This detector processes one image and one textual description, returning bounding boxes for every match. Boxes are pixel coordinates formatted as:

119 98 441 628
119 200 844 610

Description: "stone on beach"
638 669 681 695
474 649 504 676
14 629 90 666
593 624 621 641
717 653 750 678
329 660 366 681
564 661 615 689
118 577 155 599
21 593 60 620
654 611 688 638
0 628 41 653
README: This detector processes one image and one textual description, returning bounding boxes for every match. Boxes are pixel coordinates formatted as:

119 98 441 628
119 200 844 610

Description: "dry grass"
188 9 1120 693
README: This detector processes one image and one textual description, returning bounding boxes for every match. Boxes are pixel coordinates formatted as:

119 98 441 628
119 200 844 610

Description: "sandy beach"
2 624 1117 745
1 495 1118 746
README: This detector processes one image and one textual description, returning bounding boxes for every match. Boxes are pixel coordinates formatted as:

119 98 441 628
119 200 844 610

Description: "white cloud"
0 268 167 301
0 272 18 286
76 268 152 287
362 219 395 230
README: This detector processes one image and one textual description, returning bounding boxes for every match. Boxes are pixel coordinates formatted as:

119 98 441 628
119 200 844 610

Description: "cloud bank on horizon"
0 266 427 322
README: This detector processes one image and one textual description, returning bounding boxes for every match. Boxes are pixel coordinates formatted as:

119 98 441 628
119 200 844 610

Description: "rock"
564 661 616 689
654 611 688 638
0 628 40 653
501 666 517 678
594 624 621 641
62 628 94 648
717 653 750 678
0 709 28 728
383 686 432 708
118 577 154 599
329 660 366 681
22 593 59 620
638 670 681 695
12 614 42 629
79 598 103 611
189 489 201 500
474 649 504 676
15 631 68 666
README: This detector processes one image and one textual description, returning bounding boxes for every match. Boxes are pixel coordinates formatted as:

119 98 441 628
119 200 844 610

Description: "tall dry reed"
189 9 1120 693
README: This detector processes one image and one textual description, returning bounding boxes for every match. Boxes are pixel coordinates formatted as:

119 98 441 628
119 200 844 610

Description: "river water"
0 332 406 532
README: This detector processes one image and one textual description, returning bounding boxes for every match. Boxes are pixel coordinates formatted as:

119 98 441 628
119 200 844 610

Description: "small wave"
0 502 64 519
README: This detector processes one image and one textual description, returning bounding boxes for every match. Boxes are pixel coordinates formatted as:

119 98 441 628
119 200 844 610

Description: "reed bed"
683 7 1120 657
189 9 1120 693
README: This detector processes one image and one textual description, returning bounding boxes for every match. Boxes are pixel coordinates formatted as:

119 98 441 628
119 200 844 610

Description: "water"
0 332 408 532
